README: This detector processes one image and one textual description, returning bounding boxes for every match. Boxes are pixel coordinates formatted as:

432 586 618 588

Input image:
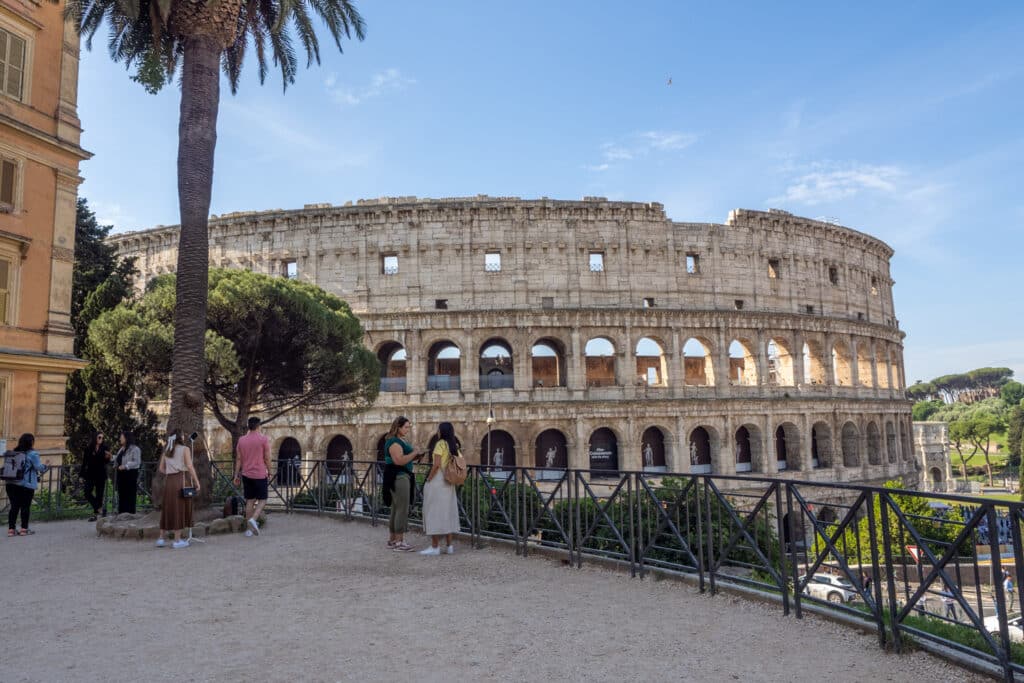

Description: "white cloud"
638 130 698 151
769 162 905 206
93 201 136 231
326 68 416 107
584 163 610 172
588 130 698 171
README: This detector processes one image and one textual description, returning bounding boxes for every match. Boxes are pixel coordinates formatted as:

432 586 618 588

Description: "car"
984 613 1024 642
802 573 859 604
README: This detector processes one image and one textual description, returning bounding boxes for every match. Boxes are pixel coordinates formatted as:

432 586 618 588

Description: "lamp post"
486 392 495 472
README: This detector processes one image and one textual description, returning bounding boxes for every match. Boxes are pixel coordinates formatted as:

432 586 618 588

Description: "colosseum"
109 196 917 491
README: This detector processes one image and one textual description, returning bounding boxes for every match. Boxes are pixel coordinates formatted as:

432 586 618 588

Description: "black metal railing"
6 459 1023 679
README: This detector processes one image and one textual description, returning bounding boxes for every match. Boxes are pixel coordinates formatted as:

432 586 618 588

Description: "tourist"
382 416 423 552
81 431 111 520
942 591 959 621
156 428 200 549
5 433 46 536
1004 570 1016 612
233 416 272 537
419 422 461 556
114 430 142 514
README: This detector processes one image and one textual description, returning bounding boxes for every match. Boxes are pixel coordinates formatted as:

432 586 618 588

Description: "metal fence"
5 459 1024 680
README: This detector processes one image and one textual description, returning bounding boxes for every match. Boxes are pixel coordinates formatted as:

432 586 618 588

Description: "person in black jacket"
81 432 111 521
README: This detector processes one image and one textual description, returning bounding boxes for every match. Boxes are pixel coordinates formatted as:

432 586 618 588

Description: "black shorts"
241 476 268 501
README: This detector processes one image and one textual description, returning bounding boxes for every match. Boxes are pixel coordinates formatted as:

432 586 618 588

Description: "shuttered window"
0 159 15 206
0 29 26 100
0 257 9 322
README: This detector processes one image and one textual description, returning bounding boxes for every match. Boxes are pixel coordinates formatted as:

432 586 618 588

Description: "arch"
885 421 897 463
811 422 833 469
875 348 890 389
588 427 619 476
377 342 407 392
866 421 882 465
482 429 516 473
635 337 667 387
641 426 668 472
856 344 875 387
728 339 758 385
531 338 566 388
776 422 800 471
585 337 617 388
427 340 461 391
277 436 302 486
325 435 353 476
682 337 715 386
841 421 861 468
818 507 838 525
832 341 852 386
688 426 716 474
782 512 806 551
479 337 514 390
734 426 753 473
767 338 795 386
929 467 944 487
535 429 568 479
802 341 826 385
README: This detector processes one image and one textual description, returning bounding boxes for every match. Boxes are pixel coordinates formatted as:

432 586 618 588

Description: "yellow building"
0 0 88 461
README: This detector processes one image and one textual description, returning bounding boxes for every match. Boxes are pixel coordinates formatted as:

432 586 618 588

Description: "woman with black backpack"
5 433 46 537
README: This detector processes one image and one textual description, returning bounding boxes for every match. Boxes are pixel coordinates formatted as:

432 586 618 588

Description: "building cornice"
0 348 86 372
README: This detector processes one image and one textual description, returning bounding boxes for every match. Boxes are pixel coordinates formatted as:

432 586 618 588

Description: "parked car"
984 613 1024 642
802 573 859 604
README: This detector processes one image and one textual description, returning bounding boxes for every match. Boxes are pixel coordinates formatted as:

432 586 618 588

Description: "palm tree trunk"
160 34 222 508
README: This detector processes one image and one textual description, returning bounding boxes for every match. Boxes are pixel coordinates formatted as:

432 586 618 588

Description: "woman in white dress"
419 422 461 556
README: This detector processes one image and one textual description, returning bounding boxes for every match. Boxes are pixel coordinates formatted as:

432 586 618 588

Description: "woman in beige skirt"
156 428 200 549
420 422 461 556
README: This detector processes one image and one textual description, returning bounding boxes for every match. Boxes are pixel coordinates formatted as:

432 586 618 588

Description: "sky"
76 1 1024 385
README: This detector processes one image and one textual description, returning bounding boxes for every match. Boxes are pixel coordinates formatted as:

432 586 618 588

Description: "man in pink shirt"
233 416 272 536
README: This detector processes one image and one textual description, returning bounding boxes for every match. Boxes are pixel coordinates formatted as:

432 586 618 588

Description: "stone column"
406 330 425 395
617 325 633 386
792 331 805 386
668 329 684 395
850 336 860 387
461 328 479 393
675 415 690 473
823 333 835 386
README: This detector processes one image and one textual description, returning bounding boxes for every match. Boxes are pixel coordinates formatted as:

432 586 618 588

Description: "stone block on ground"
208 518 231 534
142 526 161 540
227 515 245 532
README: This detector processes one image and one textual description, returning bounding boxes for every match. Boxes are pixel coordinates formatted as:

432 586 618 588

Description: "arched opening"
683 337 715 386
930 467 944 489
841 422 861 468
479 338 514 390
876 349 890 389
689 427 714 474
885 422 897 463
818 507 838 525
585 337 617 388
481 429 516 475
776 423 800 471
641 426 668 472
635 337 667 387
427 340 461 391
866 421 882 465
832 341 852 386
377 342 407 392
803 341 826 385
325 435 353 477
782 512 806 551
812 422 832 469
729 339 758 386
277 437 302 486
531 339 566 387
535 429 568 480
856 344 875 387
735 426 753 473
588 427 619 477
767 338 795 386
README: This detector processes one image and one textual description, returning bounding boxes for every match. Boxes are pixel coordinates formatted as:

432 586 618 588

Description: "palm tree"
65 0 365 504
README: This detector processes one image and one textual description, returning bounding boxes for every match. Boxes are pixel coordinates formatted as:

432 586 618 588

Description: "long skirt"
160 472 193 532
422 475 459 536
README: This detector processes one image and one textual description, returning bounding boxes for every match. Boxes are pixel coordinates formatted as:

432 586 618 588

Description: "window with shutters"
0 256 11 324
0 238 22 326
0 158 15 211
0 28 27 101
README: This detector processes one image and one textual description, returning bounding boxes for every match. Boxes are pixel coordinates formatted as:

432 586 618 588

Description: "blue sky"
77 1 1024 385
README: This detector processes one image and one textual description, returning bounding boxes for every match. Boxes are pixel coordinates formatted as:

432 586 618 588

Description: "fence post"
704 476 716 595
878 495 902 653
864 490 887 649
773 482 790 616
696 474 706 594
785 482 801 619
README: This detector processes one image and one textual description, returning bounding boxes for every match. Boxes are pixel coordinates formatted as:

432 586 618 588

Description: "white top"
165 444 188 475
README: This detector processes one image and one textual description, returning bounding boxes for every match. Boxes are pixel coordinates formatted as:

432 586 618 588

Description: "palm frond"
267 21 298 89
289 1 320 67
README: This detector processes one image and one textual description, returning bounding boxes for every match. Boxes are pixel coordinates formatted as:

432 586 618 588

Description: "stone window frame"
767 257 781 280
685 253 700 275
0 152 24 214
0 236 25 326
484 250 501 272
283 259 298 279
588 251 605 273
870 275 879 296
0 17 34 105
381 253 399 276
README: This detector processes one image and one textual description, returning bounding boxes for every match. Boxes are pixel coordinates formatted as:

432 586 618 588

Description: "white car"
802 573 859 604
984 613 1024 642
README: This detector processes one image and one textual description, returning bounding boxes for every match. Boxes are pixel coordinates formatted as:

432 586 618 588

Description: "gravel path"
3 514 986 682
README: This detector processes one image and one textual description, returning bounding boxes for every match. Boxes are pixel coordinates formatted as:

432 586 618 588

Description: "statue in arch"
689 440 698 465
643 442 654 468
493 447 504 470
545 446 557 469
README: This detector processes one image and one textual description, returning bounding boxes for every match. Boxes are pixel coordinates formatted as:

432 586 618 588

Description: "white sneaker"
419 546 441 556
446 545 455 555
248 518 260 536
244 529 254 537
172 539 189 549
155 538 166 548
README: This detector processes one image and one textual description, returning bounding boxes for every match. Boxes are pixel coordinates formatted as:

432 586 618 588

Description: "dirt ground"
3 514 986 682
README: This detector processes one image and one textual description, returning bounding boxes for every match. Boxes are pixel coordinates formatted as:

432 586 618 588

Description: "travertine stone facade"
913 422 952 491
110 197 916 490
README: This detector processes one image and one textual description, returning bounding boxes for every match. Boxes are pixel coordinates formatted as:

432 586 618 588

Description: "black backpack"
0 450 27 481
223 495 245 517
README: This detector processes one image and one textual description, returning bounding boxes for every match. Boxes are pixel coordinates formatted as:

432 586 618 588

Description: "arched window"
378 342 407 392
325 435 353 477
588 428 619 476
635 337 667 387
683 337 715 386
811 423 832 469
735 426 753 472
482 429 516 476
585 337 616 388
535 429 568 480
832 341 852 386
641 426 668 472
427 340 461 391
531 339 566 387
729 340 758 385
479 338 514 390
841 422 860 467
767 338 795 386
803 341 826 385
277 437 302 486
689 427 713 474
776 423 800 471
866 421 882 465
